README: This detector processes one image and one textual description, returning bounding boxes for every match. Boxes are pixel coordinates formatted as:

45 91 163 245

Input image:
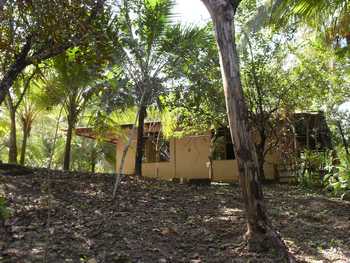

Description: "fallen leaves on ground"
0 168 349 262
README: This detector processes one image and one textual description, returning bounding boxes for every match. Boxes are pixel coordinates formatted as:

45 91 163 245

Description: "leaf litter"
0 169 349 262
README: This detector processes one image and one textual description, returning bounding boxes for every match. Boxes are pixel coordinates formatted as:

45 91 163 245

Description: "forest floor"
0 168 349 263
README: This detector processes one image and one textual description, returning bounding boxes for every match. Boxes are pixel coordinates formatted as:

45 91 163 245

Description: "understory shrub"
296 148 350 197
323 150 350 196
296 150 330 188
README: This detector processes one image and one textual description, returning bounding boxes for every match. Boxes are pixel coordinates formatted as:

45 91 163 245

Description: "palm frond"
140 0 176 59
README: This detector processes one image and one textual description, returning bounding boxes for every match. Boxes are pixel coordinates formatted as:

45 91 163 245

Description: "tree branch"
14 68 38 110
0 36 32 105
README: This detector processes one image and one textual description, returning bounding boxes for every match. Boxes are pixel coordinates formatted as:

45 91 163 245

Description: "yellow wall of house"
175 135 211 179
115 132 279 182
115 138 137 175
141 138 176 180
211 156 278 182
212 160 239 182
115 135 211 180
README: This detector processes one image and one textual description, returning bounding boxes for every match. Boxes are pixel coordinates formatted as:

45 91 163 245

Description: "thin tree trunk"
8 106 17 164
48 104 64 169
208 130 218 180
113 133 133 198
19 125 29 165
63 120 74 171
90 151 97 173
112 111 140 200
201 1 295 261
337 120 349 157
134 105 147 177
91 162 96 173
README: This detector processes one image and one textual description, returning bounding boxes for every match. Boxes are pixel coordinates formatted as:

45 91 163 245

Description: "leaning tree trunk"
134 105 147 177
19 124 30 165
8 106 18 164
201 0 295 261
63 120 74 171
0 39 31 105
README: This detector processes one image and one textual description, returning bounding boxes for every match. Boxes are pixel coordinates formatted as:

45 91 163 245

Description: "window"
213 128 235 160
294 113 332 151
142 132 170 163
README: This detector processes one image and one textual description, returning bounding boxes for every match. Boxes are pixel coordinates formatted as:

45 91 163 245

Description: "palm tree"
272 0 350 45
17 72 51 166
113 0 205 176
44 52 103 170
4 68 37 164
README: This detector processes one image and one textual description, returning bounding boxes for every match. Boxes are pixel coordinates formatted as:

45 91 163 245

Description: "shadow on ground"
0 169 349 263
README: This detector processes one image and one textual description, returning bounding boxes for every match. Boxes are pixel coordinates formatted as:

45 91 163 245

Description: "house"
75 112 332 182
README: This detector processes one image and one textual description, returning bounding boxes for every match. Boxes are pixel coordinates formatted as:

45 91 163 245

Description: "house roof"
117 121 162 133
74 121 162 144
74 127 119 144
74 112 332 150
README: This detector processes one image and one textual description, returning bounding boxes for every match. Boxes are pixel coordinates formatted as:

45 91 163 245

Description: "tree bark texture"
201 0 295 261
20 125 29 165
63 120 74 171
0 39 31 106
134 105 147 177
208 130 218 180
6 94 18 164
256 141 266 181
8 107 17 164
112 111 140 200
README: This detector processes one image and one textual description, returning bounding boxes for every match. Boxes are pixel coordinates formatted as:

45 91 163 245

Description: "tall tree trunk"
256 144 266 181
63 120 74 171
134 105 147 177
256 136 266 181
20 125 29 165
8 108 17 164
201 1 295 261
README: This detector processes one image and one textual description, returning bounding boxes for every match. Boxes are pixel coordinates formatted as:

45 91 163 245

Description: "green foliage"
0 0 348 183
295 148 350 196
71 138 115 173
162 24 226 136
0 115 9 139
296 150 330 188
0 0 108 100
0 196 10 220
323 149 350 195
272 0 349 36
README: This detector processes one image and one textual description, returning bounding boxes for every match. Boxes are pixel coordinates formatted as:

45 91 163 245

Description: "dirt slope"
0 169 349 262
